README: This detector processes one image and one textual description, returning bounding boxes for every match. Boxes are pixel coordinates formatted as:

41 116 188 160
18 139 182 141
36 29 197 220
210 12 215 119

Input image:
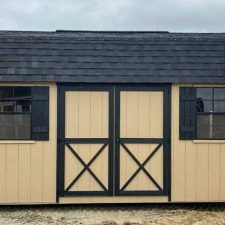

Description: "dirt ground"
0 204 225 225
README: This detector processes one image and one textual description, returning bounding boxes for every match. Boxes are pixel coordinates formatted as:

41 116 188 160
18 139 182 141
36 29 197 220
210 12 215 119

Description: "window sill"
0 140 36 144
193 140 225 144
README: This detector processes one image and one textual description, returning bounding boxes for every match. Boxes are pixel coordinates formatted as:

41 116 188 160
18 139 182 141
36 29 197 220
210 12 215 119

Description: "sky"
0 0 225 32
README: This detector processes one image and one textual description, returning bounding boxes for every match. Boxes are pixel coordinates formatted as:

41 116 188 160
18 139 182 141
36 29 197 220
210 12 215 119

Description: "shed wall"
1 82 225 204
172 84 225 202
0 82 57 204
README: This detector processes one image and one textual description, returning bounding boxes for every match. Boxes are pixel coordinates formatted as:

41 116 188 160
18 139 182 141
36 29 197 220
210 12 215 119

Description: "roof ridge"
56 30 170 34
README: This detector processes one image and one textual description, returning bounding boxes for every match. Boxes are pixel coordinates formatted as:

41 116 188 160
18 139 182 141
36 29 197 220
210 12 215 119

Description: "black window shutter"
31 86 49 140
179 87 197 140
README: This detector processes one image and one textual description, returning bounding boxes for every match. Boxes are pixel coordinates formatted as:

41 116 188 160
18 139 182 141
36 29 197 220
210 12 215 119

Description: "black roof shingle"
0 30 225 83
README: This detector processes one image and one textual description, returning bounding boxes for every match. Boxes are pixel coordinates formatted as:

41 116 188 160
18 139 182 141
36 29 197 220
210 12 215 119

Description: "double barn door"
57 85 170 198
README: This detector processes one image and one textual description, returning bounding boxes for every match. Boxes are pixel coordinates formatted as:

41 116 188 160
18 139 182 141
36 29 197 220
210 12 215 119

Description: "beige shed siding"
172 84 225 202
1 82 225 204
0 83 57 204
59 196 168 204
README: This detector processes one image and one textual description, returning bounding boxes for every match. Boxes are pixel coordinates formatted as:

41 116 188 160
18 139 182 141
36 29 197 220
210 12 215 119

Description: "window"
197 88 225 139
0 86 49 141
180 87 225 140
0 87 31 140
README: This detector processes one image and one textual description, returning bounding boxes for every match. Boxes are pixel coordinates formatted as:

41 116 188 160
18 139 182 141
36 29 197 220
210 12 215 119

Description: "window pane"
213 114 225 126
197 88 213 100
214 88 225 100
0 87 31 100
212 115 225 139
197 126 211 139
197 100 213 112
214 101 225 112
0 100 15 112
0 87 13 99
196 88 225 140
0 114 31 139
197 114 211 139
0 87 32 112
197 114 210 126
16 100 31 112
0 100 31 112
213 126 225 139
14 87 31 99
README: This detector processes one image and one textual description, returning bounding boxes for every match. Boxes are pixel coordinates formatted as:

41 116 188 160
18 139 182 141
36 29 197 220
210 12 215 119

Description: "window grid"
196 87 225 140
0 87 32 140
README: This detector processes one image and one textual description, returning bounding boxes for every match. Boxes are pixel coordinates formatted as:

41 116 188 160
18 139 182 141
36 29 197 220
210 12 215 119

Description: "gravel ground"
0 204 225 225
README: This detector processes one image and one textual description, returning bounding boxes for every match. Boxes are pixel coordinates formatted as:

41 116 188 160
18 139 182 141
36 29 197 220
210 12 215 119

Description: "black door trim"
57 84 171 201
57 84 114 200
114 84 171 197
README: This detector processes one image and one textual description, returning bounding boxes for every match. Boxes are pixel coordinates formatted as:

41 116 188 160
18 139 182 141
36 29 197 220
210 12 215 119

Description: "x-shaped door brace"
65 143 108 192
120 143 163 191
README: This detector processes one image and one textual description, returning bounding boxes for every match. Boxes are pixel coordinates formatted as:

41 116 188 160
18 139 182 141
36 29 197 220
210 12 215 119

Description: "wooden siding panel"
0 144 6 202
149 145 163 190
102 92 109 138
77 144 90 191
172 142 186 201
150 92 163 138
120 144 138 190
126 92 139 138
208 144 221 201
185 141 197 201
120 91 164 192
60 196 168 204
18 144 31 203
64 91 109 192
65 92 78 138
30 142 43 202
172 84 225 202
89 144 101 191
64 145 79 191
79 92 91 138
2 82 225 204
196 144 209 201
220 144 225 200
91 92 103 138
6 144 19 203
90 92 104 190
124 92 139 190
89 144 107 191
0 83 57 204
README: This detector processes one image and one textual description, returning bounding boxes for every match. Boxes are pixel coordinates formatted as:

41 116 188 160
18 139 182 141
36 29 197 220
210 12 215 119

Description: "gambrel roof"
0 30 225 83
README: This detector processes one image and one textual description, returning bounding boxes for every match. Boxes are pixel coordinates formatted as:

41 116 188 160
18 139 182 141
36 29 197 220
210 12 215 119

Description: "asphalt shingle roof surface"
0 30 225 83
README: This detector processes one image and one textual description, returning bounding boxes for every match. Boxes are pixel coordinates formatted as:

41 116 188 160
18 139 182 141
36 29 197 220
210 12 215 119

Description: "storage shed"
0 30 225 204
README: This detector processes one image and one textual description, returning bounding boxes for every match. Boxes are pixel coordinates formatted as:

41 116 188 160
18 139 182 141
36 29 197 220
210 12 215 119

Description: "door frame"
57 84 114 200
114 85 171 198
57 84 171 201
